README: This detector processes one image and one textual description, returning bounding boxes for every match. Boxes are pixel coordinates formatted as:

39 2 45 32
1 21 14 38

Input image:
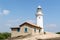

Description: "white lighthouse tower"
36 6 44 34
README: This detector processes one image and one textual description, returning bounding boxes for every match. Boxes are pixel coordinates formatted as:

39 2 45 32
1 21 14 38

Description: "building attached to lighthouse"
11 6 44 37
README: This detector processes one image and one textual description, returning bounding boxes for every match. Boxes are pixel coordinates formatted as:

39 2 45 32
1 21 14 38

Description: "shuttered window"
39 29 40 33
34 28 36 32
25 28 28 32
17 28 20 32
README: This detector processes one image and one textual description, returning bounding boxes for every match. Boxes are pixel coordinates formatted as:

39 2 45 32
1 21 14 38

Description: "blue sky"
0 0 60 32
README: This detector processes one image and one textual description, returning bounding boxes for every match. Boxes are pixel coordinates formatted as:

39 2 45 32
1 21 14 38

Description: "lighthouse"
36 6 44 33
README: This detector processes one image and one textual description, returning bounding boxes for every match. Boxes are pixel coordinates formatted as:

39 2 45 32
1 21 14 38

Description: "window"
39 17 40 19
39 29 40 33
25 28 28 32
34 28 36 32
17 28 20 32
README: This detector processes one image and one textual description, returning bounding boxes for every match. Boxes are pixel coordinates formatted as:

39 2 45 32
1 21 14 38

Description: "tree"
0 32 11 39
2 32 11 39
0 33 5 40
56 32 60 34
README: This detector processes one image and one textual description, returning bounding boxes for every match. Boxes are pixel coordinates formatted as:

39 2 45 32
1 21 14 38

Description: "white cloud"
2 10 10 15
0 12 1 15
0 9 10 15
46 24 57 28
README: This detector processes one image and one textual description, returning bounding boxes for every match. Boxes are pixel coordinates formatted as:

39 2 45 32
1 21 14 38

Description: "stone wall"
38 37 60 40
7 37 60 40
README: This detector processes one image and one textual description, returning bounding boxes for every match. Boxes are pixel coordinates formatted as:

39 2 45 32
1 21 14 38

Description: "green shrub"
56 32 60 34
44 32 46 34
0 32 11 39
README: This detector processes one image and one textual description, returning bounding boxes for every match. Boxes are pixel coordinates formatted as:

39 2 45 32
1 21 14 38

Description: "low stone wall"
7 37 60 40
38 37 60 40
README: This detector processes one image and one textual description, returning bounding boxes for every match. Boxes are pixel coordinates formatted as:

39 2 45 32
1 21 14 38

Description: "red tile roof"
11 22 42 29
20 22 42 29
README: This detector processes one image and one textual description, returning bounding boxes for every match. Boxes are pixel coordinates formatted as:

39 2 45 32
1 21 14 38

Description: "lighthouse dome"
38 5 41 8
